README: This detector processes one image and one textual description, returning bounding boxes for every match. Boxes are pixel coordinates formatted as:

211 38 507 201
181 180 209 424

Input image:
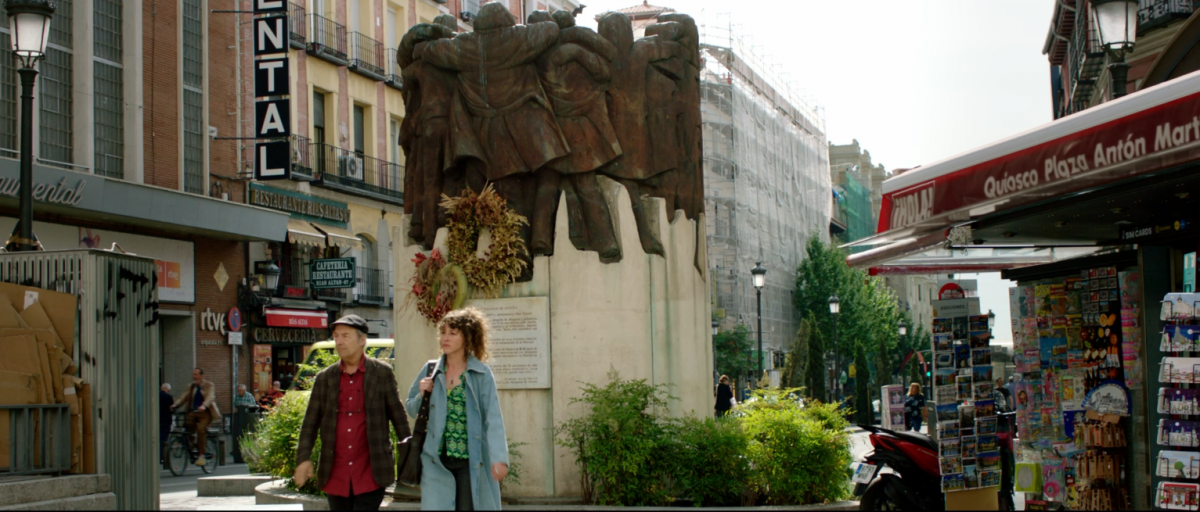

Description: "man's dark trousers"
326 487 385 511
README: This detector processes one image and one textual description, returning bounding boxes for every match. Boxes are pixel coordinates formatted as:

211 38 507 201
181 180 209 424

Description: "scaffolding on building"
835 168 873 253
700 19 832 356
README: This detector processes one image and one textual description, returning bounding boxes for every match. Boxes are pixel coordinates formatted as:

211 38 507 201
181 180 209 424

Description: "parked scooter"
853 424 944 511
853 411 1018 511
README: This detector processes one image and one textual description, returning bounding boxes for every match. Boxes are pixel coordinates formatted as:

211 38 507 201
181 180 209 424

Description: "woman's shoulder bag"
397 360 438 487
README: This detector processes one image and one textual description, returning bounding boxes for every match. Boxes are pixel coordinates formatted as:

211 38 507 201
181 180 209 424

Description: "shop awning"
846 68 1200 269
311 222 363 251
264 307 329 328
287 219 326 247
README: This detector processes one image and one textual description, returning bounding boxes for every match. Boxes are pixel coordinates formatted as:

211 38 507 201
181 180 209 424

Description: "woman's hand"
491 462 509 482
419 377 433 393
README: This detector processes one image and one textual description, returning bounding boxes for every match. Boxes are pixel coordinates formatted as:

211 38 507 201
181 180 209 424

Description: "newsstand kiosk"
844 68 1200 510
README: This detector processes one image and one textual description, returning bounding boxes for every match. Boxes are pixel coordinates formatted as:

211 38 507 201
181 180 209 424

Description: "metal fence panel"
0 249 160 510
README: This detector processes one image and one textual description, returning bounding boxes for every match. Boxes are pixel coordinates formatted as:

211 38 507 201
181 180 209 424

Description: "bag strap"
412 360 439 435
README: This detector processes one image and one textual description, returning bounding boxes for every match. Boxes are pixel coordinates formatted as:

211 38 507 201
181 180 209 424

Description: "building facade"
1046 0 1197 118
0 0 291 415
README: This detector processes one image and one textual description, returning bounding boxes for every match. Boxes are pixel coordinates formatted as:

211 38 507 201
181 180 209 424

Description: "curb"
255 481 858 511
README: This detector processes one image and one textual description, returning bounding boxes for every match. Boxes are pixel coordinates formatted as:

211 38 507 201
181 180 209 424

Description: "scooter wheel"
860 479 903 511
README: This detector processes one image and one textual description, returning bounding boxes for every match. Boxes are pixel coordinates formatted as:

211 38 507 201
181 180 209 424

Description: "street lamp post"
829 295 841 404
1092 0 1139 99
4 0 55 252
751 263 766 385
898 321 907 386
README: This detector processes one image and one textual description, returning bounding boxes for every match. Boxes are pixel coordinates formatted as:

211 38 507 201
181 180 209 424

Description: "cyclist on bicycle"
171 367 222 466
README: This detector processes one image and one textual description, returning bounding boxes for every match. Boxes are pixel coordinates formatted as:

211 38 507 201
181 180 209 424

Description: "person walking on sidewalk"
171 368 222 467
159 383 173 465
903 383 926 432
294 315 412 511
407 307 510 511
715 375 734 418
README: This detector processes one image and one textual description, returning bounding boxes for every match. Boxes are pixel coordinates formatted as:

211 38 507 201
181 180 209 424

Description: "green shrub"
665 417 750 506
240 390 323 494
739 390 851 505
555 369 675 506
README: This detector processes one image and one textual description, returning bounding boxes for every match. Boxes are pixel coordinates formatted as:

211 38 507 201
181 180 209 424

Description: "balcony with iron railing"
307 13 348 65
312 143 404 205
290 134 315 181
355 266 388 305
385 47 403 90
349 32 386 81
1068 8 1104 108
289 2 306 49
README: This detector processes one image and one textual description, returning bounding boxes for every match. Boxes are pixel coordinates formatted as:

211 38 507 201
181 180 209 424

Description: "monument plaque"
466 296 550 389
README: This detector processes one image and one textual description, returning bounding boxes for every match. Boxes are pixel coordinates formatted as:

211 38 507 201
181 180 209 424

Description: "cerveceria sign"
309 258 355 289
249 183 349 226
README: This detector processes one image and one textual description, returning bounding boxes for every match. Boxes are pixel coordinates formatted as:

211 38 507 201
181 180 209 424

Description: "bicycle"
165 412 220 476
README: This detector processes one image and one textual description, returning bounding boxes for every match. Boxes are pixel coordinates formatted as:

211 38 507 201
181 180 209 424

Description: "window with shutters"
94 0 124 179
182 0 205 194
40 0 74 165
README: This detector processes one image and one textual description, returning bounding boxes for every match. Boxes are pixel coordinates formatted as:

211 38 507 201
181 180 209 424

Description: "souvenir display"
1158 291 1200 510
1010 271 1136 510
931 311 1000 491
881 385 906 430
1158 482 1200 511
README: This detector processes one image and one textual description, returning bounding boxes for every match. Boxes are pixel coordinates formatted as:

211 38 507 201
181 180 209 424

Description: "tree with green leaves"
795 236 905 408
803 313 827 401
854 344 871 424
780 317 813 389
714 324 754 387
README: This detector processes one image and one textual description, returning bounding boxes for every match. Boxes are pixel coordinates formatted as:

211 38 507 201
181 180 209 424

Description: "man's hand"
197 405 206 412
419 377 434 393
294 460 314 487
491 462 509 482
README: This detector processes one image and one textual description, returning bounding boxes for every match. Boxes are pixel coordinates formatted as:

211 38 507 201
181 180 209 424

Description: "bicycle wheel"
167 436 188 476
200 440 218 474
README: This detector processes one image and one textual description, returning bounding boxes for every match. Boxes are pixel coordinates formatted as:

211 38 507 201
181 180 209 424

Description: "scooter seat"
889 429 937 452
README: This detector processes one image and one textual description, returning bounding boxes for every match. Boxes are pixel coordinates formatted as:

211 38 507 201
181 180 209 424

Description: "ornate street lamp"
899 320 907 337
1092 0 1139 98
262 262 282 294
5 0 55 251
829 295 841 404
751 262 767 382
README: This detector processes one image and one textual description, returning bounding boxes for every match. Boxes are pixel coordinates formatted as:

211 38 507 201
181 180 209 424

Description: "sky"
573 0 1053 344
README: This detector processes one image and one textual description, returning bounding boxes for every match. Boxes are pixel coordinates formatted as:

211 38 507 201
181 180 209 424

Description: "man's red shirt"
322 360 377 497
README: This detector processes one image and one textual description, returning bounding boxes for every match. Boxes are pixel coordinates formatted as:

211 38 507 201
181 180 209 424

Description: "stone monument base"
392 177 712 498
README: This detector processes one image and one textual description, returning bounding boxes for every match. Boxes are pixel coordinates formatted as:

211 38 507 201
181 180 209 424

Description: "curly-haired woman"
407 307 509 510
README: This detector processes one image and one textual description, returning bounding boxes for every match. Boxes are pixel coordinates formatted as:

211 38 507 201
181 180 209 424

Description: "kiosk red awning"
847 69 1200 269
264 308 329 328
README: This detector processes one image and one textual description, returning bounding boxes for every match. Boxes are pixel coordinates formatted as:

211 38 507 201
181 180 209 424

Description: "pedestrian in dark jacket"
715 375 734 417
904 383 926 432
159 383 174 463
294 315 411 511
407 307 510 511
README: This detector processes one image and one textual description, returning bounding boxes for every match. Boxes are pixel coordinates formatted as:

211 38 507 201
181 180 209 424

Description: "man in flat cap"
294 315 411 511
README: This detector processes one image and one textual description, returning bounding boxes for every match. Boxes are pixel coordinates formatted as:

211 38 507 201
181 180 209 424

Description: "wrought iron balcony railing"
288 3 306 49
290 134 315 181
307 13 347 65
355 266 388 305
313 143 404 205
385 47 403 90
349 32 386 81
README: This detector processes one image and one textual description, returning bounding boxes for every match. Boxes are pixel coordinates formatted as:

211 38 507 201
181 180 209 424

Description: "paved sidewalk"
160 462 260 510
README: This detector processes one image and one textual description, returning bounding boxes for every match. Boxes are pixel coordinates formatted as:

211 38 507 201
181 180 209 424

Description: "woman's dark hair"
438 307 491 362
719 375 730 385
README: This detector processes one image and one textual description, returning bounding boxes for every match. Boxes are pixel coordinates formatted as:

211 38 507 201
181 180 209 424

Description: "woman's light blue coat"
406 355 508 510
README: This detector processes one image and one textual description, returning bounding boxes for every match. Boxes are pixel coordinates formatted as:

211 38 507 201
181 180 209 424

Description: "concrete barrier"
198 475 275 497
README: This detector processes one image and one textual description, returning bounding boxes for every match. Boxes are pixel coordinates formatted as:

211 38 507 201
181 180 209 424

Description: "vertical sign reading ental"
252 2 291 180
466 297 551 389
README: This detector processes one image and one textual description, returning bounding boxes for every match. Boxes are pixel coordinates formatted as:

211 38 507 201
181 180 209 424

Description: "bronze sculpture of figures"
397 4 702 275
